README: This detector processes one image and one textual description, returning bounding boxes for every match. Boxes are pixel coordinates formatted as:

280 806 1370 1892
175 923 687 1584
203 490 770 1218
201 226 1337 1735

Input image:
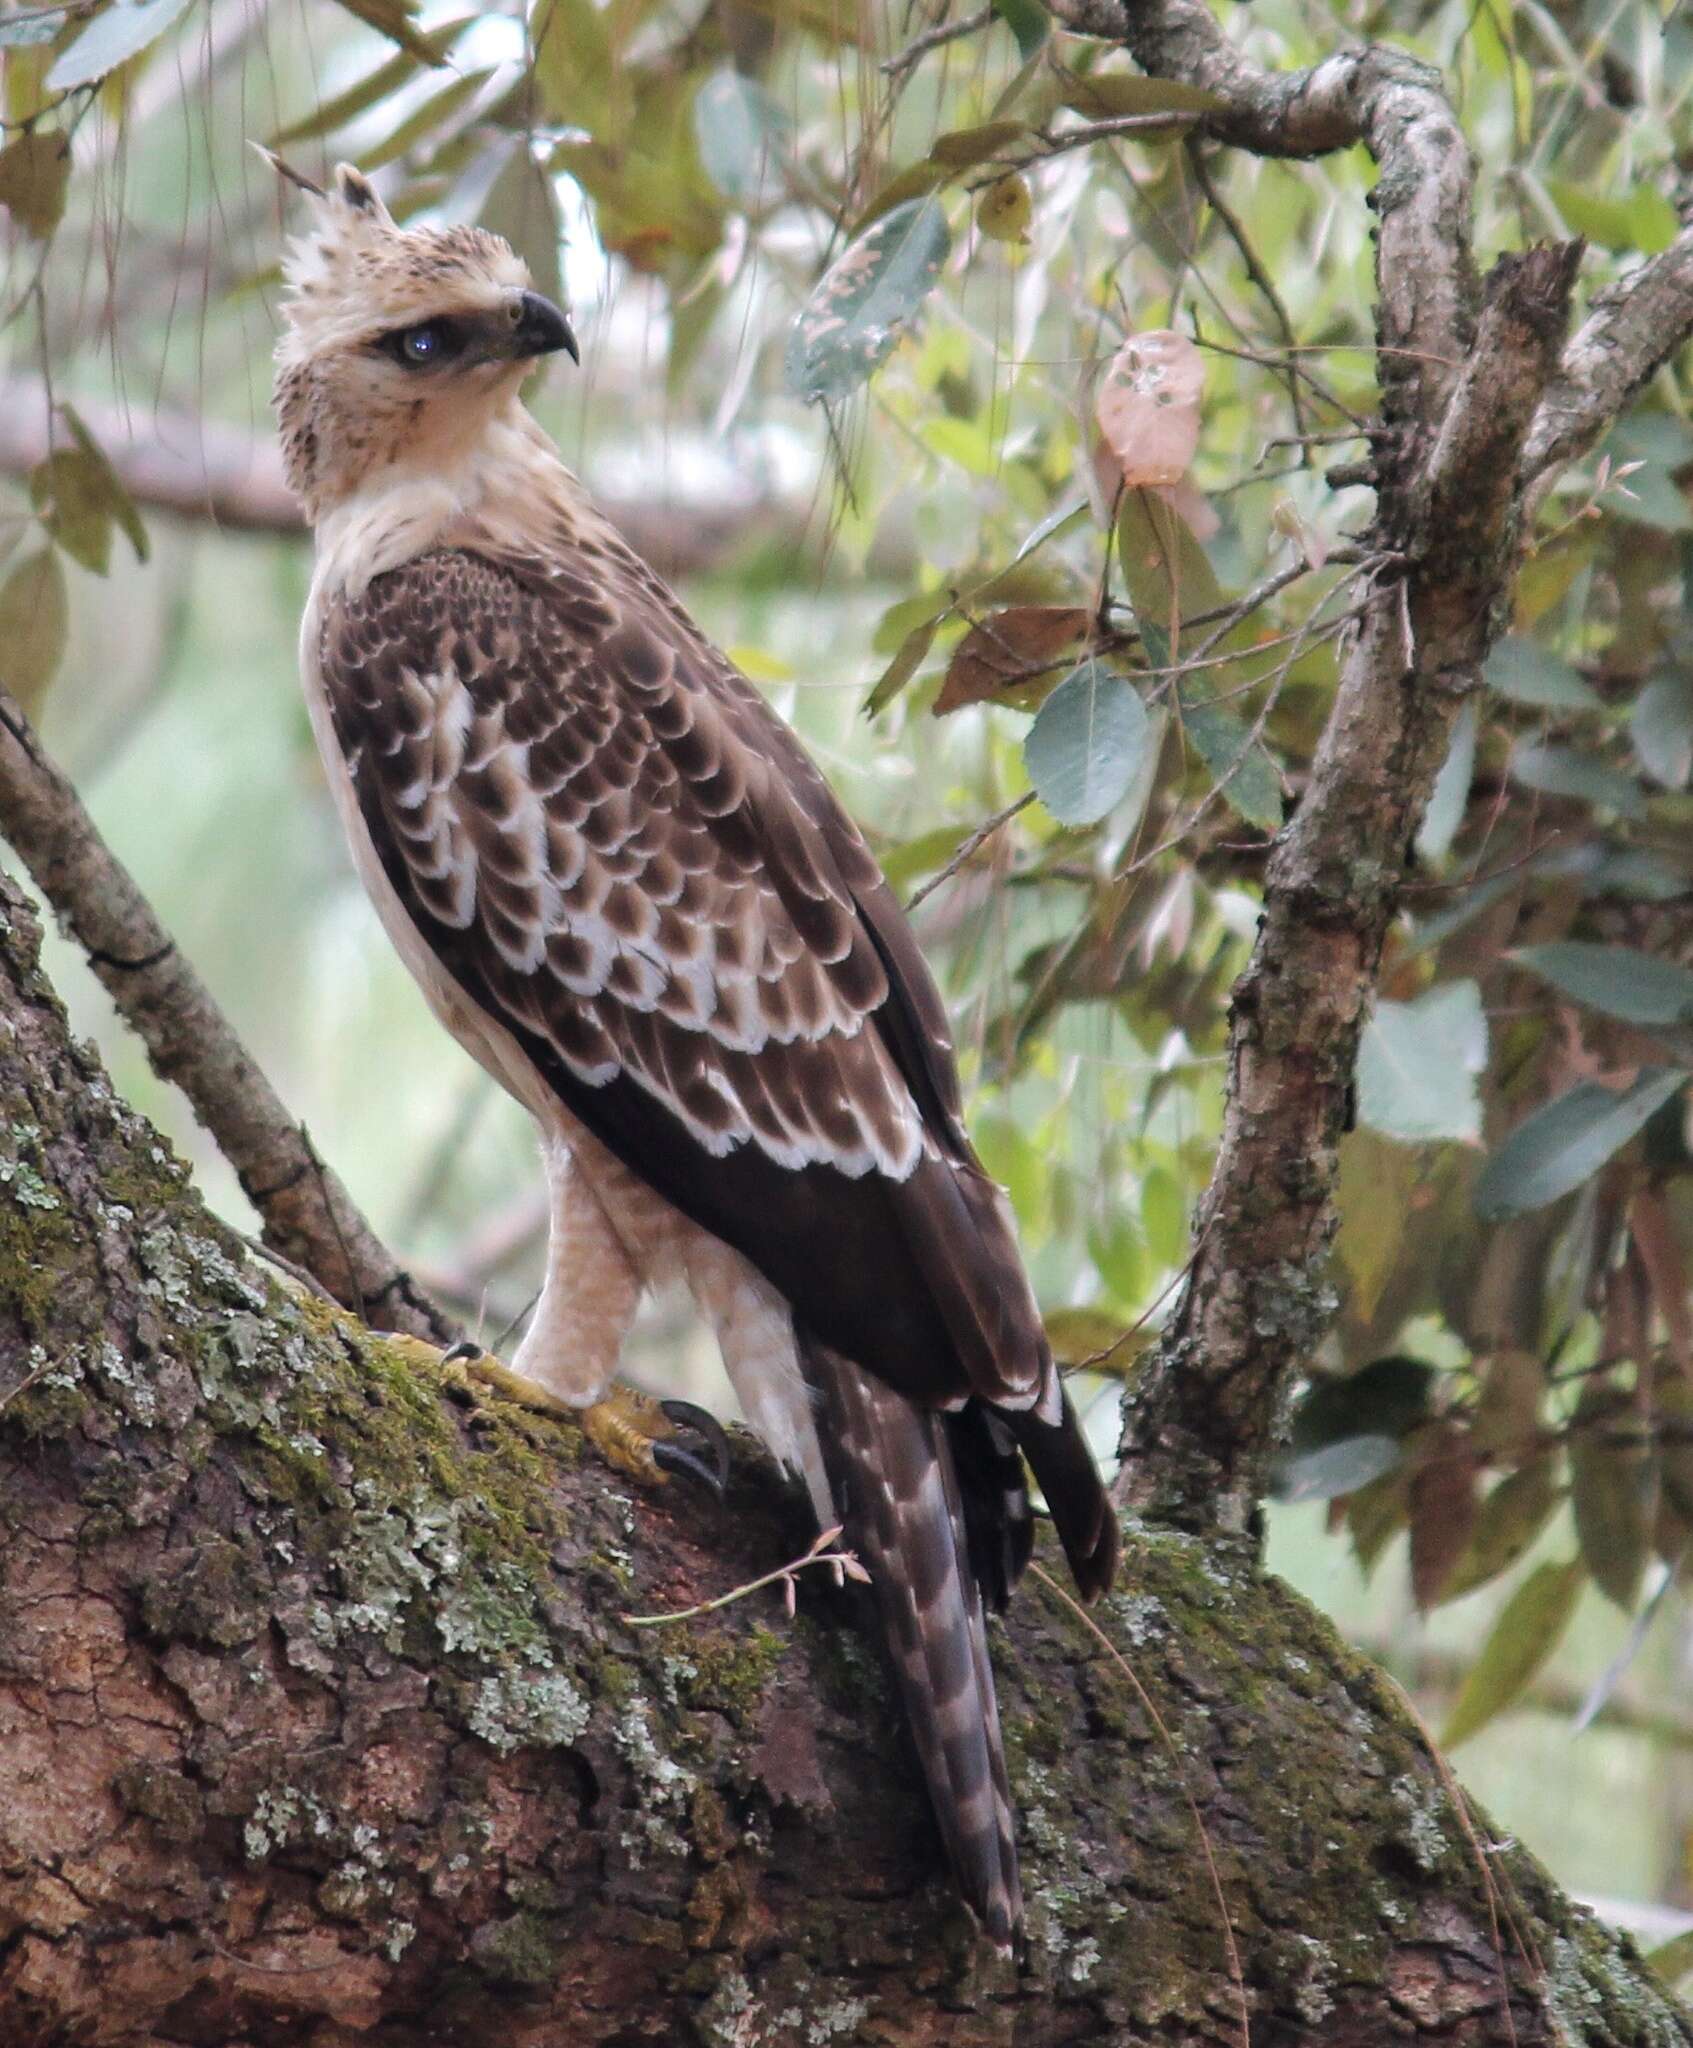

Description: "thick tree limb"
0 876 1684 2045
0 691 453 1346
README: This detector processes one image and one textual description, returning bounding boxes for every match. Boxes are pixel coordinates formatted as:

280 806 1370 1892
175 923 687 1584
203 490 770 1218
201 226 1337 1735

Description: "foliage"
3 0 1693 1828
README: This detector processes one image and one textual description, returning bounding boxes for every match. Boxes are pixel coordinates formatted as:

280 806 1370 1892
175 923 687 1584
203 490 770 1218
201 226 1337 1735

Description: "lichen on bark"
0 875 1686 2044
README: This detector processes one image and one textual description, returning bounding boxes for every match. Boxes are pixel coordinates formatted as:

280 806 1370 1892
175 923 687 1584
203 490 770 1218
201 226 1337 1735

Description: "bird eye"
383 321 459 368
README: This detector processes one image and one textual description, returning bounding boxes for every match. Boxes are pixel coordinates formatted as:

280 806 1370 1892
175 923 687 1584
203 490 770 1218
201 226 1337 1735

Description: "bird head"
264 155 577 524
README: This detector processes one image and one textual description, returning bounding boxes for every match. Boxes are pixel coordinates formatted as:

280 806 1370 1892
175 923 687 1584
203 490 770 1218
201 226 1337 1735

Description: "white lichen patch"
1389 1775 1448 1873
468 1670 590 1755
614 1699 696 1865
244 1784 334 1864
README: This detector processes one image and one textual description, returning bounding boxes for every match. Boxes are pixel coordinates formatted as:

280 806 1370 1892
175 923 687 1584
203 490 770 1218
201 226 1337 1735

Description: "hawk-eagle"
267 158 1119 1947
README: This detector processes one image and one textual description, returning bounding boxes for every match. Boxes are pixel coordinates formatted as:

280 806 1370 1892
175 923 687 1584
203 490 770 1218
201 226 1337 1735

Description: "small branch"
1185 136 1309 437
0 691 454 1346
620 1525 869 1627
1519 223 1693 500
881 4 990 80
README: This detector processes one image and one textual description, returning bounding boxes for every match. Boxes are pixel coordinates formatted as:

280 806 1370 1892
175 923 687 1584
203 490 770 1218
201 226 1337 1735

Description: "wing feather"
318 542 1053 1410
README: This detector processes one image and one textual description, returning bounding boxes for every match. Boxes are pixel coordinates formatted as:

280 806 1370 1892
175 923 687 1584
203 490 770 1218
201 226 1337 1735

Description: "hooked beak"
508 290 578 365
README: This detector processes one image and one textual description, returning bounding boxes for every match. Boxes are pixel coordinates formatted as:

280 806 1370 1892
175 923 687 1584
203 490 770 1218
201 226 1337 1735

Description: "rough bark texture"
0 884 1687 2045
1087 5 1600 1535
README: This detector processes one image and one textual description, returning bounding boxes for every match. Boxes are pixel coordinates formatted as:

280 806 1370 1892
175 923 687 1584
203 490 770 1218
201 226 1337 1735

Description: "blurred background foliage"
3 0 1693 1963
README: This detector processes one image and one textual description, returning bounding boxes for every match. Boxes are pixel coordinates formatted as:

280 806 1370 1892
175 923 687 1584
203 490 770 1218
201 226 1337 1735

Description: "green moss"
471 1908 571 1989
671 1625 783 1728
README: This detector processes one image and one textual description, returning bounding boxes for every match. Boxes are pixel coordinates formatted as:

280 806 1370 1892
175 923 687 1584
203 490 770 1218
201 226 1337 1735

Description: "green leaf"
329 0 442 66
1178 697 1282 832
45 0 196 91
1485 635 1603 712
29 451 112 574
1115 488 1223 637
1513 941 1693 1030
1511 742 1646 820
0 128 69 237
1630 669 1693 789
268 25 463 143
1357 980 1487 1145
1571 1390 1655 1610
864 617 939 716
929 119 1028 170
1474 1071 1688 1221
1287 1357 1438 1454
1547 177 1678 256
1140 1164 1186 1267
479 141 564 313
0 548 68 717
990 0 1048 59
56 406 147 564
786 198 951 404
693 69 792 210
1022 659 1148 826
1274 1434 1403 1504
1416 698 1477 863
1442 1460 1561 1602
1441 1559 1585 1748
533 0 631 133
1058 70 1226 118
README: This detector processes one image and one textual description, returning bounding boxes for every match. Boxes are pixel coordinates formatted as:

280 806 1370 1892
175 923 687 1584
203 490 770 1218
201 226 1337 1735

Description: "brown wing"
318 543 1053 1415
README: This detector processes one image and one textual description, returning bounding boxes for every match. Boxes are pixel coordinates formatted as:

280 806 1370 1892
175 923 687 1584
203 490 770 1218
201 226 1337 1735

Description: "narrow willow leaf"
480 142 564 313
1409 1423 1479 1609
929 119 1028 169
1356 981 1487 1145
786 199 950 404
331 0 443 66
1441 1559 1585 1748
1058 70 1225 118
46 0 196 90
0 548 68 716
864 617 938 716
1474 1071 1687 1220
0 10 64 47
1114 488 1222 638
1022 660 1147 826
1514 941 1693 1030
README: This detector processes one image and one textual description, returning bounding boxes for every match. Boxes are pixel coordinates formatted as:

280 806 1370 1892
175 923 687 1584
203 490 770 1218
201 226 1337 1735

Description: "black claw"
657 1399 731 1495
442 1340 485 1366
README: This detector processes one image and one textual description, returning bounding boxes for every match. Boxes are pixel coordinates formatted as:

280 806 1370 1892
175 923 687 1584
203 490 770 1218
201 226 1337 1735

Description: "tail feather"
1006 1391 1121 1601
800 1332 1021 1948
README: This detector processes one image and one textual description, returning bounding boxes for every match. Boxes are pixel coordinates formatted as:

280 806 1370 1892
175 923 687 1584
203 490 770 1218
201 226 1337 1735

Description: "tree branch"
0 872 1684 2043
0 380 812 578
0 691 453 1346
1519 224 1693 495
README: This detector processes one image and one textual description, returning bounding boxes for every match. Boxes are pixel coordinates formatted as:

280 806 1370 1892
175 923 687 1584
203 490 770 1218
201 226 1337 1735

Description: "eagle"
266 157 1119 1947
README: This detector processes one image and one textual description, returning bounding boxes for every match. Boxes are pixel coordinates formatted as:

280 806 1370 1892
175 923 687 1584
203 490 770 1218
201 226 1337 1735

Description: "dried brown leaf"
933 605 1090 717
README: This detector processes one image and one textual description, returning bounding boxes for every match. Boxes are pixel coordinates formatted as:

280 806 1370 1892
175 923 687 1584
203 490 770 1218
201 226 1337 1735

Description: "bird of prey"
266 157 1119 1946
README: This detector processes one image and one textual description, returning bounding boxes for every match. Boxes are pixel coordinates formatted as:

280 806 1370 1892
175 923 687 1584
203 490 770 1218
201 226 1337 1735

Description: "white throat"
309 397 576 600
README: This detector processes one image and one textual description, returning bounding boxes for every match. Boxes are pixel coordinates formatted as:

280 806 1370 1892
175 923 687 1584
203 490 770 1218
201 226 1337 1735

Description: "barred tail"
799 1332 1021 1949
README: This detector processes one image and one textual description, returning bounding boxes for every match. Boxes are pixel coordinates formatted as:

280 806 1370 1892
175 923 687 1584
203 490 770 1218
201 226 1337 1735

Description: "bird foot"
398 1338 729 1496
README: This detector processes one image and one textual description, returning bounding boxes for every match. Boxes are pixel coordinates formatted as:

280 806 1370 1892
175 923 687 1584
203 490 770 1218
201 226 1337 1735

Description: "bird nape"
265 155 1120 1949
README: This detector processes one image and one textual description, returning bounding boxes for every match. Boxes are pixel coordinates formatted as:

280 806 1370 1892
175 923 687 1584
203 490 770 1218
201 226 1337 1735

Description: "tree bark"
0 878 1685 2045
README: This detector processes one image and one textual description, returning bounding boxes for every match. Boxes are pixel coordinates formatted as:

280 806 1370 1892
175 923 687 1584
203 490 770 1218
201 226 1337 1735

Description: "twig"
1185 137 1308 437
881 4 990 80
620 1526 870 1627
0 691 454 1346
906 791 1035 912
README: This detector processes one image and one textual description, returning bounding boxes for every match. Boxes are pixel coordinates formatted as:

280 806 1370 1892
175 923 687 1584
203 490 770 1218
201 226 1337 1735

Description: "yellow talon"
381 1335 729 1493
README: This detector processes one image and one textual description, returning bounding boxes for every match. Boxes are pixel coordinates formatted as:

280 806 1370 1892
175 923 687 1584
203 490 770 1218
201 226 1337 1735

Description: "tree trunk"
0 880 1682 2045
